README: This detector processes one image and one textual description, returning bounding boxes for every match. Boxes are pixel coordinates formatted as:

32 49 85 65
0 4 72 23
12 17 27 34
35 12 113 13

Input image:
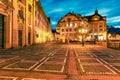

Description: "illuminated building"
0 0 52 49
34 1 53 44
85 10 107 42
0 0 14 48
13 0 32 47
56 10 107 43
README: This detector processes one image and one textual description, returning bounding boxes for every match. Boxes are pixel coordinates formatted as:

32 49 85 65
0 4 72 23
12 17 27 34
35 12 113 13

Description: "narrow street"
0 43 120 80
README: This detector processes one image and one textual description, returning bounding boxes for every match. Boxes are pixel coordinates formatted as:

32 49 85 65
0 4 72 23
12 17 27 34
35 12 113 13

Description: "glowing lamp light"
79 29 87 34
94 18 98 20
79 30 81 32
81 21 84 24
82 29 84 33
66 24 68 27
75 23 77 26
98 36 104 41
70 23 72 27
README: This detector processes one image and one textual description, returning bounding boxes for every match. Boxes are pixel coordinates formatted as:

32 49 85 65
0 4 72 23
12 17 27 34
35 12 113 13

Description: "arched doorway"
0 14 4 48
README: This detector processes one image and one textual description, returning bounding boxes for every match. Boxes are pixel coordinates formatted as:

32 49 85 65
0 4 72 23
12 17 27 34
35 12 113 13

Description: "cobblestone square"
0 44 120 79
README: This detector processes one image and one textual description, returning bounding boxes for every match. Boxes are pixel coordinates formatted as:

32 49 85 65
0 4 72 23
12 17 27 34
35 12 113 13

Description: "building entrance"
0 14 4 48
18 30 22 46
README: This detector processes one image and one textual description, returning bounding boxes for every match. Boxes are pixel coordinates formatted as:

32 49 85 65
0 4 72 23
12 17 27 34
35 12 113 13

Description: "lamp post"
79 28 88 46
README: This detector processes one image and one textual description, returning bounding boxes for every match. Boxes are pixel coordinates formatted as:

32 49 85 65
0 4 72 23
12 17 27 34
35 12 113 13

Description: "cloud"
40 0 120 29
51 21 57 25
114 26 120 28
107 16 120 23
48 8 64 13
99 8 113 16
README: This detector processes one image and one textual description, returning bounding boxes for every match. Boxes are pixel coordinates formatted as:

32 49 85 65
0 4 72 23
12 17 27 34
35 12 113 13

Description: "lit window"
66 24 68 27
75 23 77 26
94 18 98 20
70 23 72 27
81 21 84 24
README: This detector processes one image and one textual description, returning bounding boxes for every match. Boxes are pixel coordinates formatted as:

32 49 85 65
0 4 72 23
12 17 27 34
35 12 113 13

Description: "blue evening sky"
40 0 120 30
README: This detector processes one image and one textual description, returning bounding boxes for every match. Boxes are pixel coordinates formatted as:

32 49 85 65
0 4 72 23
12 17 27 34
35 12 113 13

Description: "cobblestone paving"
88 45 120 74
0 43 120 80
74 46 116 75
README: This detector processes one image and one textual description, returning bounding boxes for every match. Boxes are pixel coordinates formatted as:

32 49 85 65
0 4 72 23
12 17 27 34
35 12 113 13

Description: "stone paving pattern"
0 43 120 80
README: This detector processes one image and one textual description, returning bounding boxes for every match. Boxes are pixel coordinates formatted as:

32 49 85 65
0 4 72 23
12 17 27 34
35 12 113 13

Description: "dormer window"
92 15 100 21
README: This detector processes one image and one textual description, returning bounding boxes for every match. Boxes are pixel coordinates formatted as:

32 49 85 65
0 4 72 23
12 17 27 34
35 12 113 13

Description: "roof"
85 10 106 22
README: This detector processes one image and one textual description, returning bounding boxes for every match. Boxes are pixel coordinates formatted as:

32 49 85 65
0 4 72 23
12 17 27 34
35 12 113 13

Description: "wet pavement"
0 43 120 80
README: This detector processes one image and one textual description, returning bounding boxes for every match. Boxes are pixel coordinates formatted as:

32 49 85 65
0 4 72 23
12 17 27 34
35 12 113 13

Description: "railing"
107 42 120 50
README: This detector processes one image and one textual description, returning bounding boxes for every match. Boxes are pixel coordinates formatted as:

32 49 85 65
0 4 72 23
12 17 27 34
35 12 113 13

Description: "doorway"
18 30 22 46
0 14 4 48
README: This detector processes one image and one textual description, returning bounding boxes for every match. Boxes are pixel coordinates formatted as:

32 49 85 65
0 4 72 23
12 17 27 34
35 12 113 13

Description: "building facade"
56 10 107 43
34 2 53 44
0 0 14 49
0 0 52 49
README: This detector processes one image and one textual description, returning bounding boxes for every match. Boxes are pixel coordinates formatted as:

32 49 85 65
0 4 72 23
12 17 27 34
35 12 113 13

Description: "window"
68 18 71 22
100 25 102 28
66 29 68 32
62 29 64 32
18 9 24 21
70 23 72 27
70 28 72 31
28 4 32 12
100 29 102 31
66 24 68 27
75 23 77 26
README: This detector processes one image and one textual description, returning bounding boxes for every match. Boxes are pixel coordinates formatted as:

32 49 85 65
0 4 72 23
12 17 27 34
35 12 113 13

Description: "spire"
95 9 98 14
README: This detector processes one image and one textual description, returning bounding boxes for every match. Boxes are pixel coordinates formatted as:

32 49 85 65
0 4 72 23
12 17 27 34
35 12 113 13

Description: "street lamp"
79 28 88 46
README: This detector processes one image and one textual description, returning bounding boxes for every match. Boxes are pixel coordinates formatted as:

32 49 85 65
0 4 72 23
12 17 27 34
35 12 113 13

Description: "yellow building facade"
34 1 53 44
0 0 14 48
0 0 52 49
56 10 107 43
